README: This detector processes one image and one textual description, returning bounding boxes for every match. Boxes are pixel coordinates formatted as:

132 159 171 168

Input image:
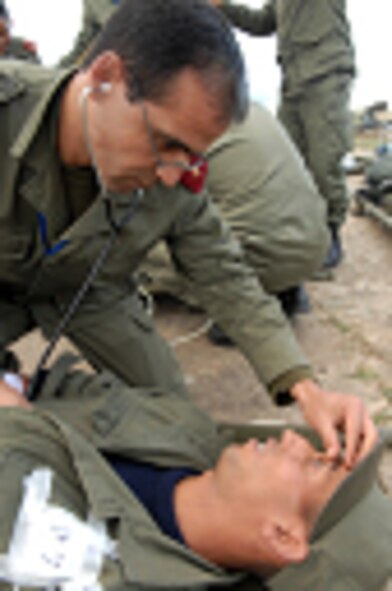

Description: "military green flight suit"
0 61 311 401
2 37 40 63
219 0 356 228
59 0 119 67
0 362 390 590
141 102 329 303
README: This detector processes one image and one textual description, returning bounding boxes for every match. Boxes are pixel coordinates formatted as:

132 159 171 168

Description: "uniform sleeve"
167 193 312 398
220 0 277 37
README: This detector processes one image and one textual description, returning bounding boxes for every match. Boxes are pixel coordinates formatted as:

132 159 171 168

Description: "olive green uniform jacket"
142 102 329 301
220 0 356 227
0 364 391 590
59 0 118 67
0 61 310 399
2 37 40 63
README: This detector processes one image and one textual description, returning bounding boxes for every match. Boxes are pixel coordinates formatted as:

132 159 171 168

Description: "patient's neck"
174 471 262 570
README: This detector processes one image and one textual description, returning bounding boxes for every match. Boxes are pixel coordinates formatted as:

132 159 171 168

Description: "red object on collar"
180 156 208 193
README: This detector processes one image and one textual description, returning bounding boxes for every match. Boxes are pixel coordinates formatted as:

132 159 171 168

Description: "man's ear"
258 518 309 569
89 50 125 89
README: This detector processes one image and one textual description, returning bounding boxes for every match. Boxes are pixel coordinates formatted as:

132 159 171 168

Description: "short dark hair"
83 0 248 124
0 1 9 21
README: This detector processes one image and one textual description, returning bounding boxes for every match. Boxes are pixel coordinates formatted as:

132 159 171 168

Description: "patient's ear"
258 517 309 569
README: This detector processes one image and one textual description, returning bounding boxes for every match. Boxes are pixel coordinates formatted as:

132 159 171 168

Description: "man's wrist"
271 367 314 405
290 379 321 404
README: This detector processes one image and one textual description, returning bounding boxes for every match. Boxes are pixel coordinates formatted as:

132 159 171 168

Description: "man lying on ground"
0 359 390 591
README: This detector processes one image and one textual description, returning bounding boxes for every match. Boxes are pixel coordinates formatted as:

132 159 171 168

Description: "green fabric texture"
220 0 355 226
0 364 390 590
221 0 355 94
0 60 310 398
278 74 353 226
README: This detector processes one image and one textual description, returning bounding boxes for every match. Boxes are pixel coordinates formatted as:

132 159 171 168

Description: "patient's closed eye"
311 454 344 471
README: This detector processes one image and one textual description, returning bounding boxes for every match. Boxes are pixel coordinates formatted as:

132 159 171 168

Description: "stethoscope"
26 86 144 400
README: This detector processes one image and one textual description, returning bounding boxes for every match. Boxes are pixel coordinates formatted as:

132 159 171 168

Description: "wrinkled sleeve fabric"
166 193 312 397
220 0 277 36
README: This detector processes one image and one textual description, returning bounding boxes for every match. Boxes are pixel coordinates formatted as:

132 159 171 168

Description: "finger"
343 402 380 467
319 421 342 461
343 400 364 468
355 415 380 464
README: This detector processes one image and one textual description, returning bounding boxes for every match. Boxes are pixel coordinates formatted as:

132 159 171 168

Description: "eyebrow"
152 129 203 159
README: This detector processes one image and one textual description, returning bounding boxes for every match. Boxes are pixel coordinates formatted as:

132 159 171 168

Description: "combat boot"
276 285 311 318
207 323 234 347
323 223 343 268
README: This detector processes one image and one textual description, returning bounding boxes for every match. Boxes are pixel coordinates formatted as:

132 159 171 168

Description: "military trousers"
279 74 353 227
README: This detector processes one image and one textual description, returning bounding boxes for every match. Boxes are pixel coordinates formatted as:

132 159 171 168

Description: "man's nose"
281 430 313 461
156 164 185 187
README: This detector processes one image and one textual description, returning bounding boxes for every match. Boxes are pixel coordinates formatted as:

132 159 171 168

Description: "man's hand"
209 0 223 7
0 379 32 410
290 379 378 468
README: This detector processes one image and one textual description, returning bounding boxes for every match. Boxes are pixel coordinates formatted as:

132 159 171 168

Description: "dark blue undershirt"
105 454 199 544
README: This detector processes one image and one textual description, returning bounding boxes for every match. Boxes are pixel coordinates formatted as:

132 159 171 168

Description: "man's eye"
311 455 343 471
164 141 187 154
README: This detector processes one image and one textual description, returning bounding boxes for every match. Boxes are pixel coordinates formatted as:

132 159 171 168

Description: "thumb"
318 421 341 460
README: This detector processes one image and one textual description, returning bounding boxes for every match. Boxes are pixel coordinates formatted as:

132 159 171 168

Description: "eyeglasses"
139 99 206 173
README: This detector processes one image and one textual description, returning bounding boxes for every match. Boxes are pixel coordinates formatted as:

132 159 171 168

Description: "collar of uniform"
120 518 243 587
10 66 76 161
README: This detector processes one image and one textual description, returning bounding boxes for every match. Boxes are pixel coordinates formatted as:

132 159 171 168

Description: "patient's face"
215 430 349 529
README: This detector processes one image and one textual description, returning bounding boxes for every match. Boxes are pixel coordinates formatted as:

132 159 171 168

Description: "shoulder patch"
0 73 26 103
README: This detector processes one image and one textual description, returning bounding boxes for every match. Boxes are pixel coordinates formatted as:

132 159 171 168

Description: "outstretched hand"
291 379 378 468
